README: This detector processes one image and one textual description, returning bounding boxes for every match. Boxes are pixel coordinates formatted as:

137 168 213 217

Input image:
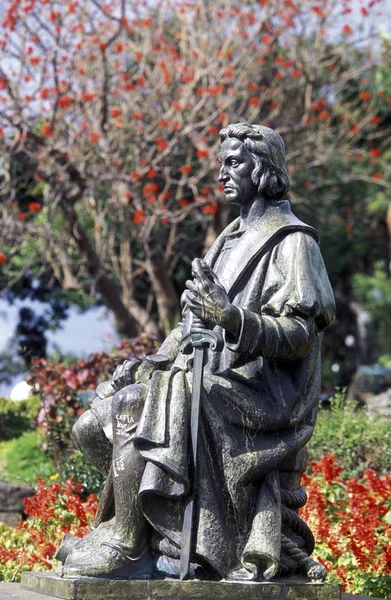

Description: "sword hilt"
179 317 223 355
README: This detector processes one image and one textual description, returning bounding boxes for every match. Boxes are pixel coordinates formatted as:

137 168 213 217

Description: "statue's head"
219 123 290 200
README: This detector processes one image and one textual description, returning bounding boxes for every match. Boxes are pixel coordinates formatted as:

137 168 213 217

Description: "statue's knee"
71 409 100 449
112 384 145 421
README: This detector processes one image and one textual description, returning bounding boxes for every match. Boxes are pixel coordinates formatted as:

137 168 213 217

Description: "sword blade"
180 345 205 580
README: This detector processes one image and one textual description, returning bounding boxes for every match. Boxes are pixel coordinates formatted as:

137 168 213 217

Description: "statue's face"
218 139 258 205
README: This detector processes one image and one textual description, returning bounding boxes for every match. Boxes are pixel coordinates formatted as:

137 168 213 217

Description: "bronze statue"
56 123 336 582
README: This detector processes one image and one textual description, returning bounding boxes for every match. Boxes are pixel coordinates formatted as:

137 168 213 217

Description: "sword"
179 317 223 580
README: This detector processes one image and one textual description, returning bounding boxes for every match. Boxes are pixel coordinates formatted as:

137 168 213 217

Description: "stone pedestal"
21 571 340 600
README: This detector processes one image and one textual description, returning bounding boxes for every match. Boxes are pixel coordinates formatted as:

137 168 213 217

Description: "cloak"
132 199 335 578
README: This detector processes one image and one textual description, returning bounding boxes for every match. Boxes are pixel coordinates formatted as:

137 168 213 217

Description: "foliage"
309 391 391 479
56 449 105 497
378 354 391 367
0 430 55 485
352 261 391 363
0 0 389 352
28 335 158 483
0 396 41 441
0 477 98 582
301 454 391 598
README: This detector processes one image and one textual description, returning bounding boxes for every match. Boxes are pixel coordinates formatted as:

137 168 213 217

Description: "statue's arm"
225 309 317 360
225 232 335 361
156 320 183 362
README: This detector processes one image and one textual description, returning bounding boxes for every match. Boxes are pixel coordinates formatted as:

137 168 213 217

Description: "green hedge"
308 391 391 478
0 396 41 441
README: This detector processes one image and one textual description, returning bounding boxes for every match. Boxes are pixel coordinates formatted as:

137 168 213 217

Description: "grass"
0 430 56 487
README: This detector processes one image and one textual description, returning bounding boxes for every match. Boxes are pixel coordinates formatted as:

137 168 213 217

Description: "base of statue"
21 571 340 600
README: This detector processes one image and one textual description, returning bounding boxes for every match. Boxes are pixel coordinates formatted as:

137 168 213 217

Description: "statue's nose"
218 166 228 182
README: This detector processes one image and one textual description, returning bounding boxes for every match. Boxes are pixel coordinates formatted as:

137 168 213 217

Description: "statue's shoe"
61 541 153 580
224 562 258 581
55 519 116 565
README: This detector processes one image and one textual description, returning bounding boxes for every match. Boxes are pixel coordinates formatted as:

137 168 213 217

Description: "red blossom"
291 69 302 78
196 148 209 159
89 131 101 143
342 24 353 35
58 95 72 109
41 123 54 137
81 92 97 102
0 253 7 264
155 137 168 151
28 202 41 212
143 183 159 198
202 202 219 214
132 209 146 224
359 91 372 101
318 110 330 121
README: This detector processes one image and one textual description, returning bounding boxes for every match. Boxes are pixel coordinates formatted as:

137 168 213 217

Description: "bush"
301 454 391 598
55 450 104 497
0 396 41 441
308 391 391 479
0 477 98 582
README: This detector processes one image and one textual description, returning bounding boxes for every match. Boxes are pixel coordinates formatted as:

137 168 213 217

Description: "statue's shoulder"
259 199 320 243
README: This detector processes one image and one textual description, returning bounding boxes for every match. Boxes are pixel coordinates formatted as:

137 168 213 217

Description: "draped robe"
129 199 335 578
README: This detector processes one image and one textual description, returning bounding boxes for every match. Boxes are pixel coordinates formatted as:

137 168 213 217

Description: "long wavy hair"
219 123 290 200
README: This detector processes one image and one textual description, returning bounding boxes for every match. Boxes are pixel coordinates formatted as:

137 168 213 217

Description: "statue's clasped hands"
185 259 240 336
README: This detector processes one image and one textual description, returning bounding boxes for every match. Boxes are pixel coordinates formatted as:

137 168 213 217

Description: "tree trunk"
59 194 153 338
145 249 180 336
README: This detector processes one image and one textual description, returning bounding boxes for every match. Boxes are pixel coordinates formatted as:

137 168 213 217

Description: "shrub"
0 477 98 582
308 391 391 479
0 396 41 441
301 454 391 597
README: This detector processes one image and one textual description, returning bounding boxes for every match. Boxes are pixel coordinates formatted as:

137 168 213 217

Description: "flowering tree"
0 0 390 339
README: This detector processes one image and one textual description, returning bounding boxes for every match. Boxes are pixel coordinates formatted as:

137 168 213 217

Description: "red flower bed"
0 453 389 596
0 477 98 581
301 454 391 597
